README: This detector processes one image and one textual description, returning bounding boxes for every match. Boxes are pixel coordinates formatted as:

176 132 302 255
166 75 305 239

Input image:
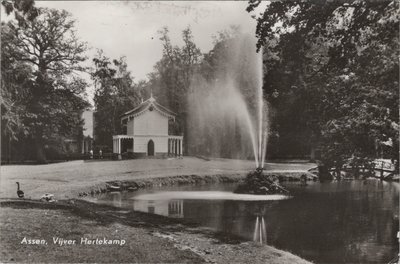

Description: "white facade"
112 96 183 158
133 110 168 136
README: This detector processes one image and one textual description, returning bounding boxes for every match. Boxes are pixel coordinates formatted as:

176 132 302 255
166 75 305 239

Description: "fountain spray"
256 47 268 170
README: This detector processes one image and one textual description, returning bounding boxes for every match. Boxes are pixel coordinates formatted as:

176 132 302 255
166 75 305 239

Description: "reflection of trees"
265 182 399 263
109 181 398 263
182 199 277 242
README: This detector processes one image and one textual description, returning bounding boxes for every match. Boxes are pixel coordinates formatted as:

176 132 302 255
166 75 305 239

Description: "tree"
1 0 39 25
1 23 33 162
2 8 89 162
150 26 202 154
247 0 399 169
91 51 142 150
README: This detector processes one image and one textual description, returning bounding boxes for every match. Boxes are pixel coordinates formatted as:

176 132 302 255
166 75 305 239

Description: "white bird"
41 193 55 202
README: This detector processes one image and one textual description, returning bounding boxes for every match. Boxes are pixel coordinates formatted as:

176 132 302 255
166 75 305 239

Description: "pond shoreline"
0 158 316 263
0 198 312 264
77 170 316 197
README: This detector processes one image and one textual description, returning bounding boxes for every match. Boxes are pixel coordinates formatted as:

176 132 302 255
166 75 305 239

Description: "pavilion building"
112 95 183 158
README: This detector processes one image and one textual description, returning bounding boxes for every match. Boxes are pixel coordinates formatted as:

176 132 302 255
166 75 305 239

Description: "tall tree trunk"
34 136 46 164
29 106 47 164
310 145 317 162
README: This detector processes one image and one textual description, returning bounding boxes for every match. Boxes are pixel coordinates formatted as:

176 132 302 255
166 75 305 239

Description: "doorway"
147 140 154 156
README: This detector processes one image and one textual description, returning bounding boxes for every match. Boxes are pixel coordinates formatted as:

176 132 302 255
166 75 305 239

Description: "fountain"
234 46 289 195
187 35 288 195
188 35 263 161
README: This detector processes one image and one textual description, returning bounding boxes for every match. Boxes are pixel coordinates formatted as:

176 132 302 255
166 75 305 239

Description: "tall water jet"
257 63 264 168
186 31 274 171
217 38 288 195
255 47 269 169
261 130 268 168
187 34 266 166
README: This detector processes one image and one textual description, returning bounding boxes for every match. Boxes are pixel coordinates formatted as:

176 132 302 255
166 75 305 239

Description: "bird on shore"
40 193 55 202
16 182 24 198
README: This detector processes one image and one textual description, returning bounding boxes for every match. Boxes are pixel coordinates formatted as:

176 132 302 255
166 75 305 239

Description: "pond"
87 179 399 264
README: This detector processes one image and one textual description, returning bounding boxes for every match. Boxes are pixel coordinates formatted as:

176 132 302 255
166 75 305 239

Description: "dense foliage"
1 8 89 162
148 27 202 155
2 1 397 168
247 0 399 169
1 0 39 24
91 52 146 150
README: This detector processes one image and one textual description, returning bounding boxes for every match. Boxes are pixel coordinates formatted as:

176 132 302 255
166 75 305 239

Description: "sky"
3 1 266 103
37 1 261 79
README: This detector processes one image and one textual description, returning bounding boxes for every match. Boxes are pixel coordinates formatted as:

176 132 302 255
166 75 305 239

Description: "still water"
88 180 399 263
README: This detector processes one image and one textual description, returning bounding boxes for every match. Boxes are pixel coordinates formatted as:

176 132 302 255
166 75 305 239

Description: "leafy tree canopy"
91 50 144 150
247 0 399 168
1 7 89 162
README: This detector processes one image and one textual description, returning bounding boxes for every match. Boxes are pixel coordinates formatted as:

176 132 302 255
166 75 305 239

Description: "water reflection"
132 199 184 218
110 191 122 208
253 215 267 244
89 180 399 264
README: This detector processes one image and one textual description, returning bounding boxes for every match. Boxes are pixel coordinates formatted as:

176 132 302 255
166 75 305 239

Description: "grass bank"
0 199 311 264
0 156 315 198
0 158 316 263
79 170 316 197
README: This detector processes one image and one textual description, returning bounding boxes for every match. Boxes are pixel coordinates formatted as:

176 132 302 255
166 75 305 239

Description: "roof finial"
149 89 155 102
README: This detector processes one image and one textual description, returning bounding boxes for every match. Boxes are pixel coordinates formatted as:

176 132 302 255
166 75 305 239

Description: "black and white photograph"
0 1 399 263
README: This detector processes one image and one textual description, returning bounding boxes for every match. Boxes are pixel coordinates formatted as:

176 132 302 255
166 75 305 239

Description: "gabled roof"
121 95 176 121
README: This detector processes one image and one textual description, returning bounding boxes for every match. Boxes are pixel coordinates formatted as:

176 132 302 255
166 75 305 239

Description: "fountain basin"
234 169 290 195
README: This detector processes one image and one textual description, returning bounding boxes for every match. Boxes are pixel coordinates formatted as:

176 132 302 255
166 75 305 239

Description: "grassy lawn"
0 158 315 264
0 157 315 200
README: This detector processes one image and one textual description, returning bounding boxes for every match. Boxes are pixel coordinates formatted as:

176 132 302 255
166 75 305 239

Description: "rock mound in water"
234 168 289 195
